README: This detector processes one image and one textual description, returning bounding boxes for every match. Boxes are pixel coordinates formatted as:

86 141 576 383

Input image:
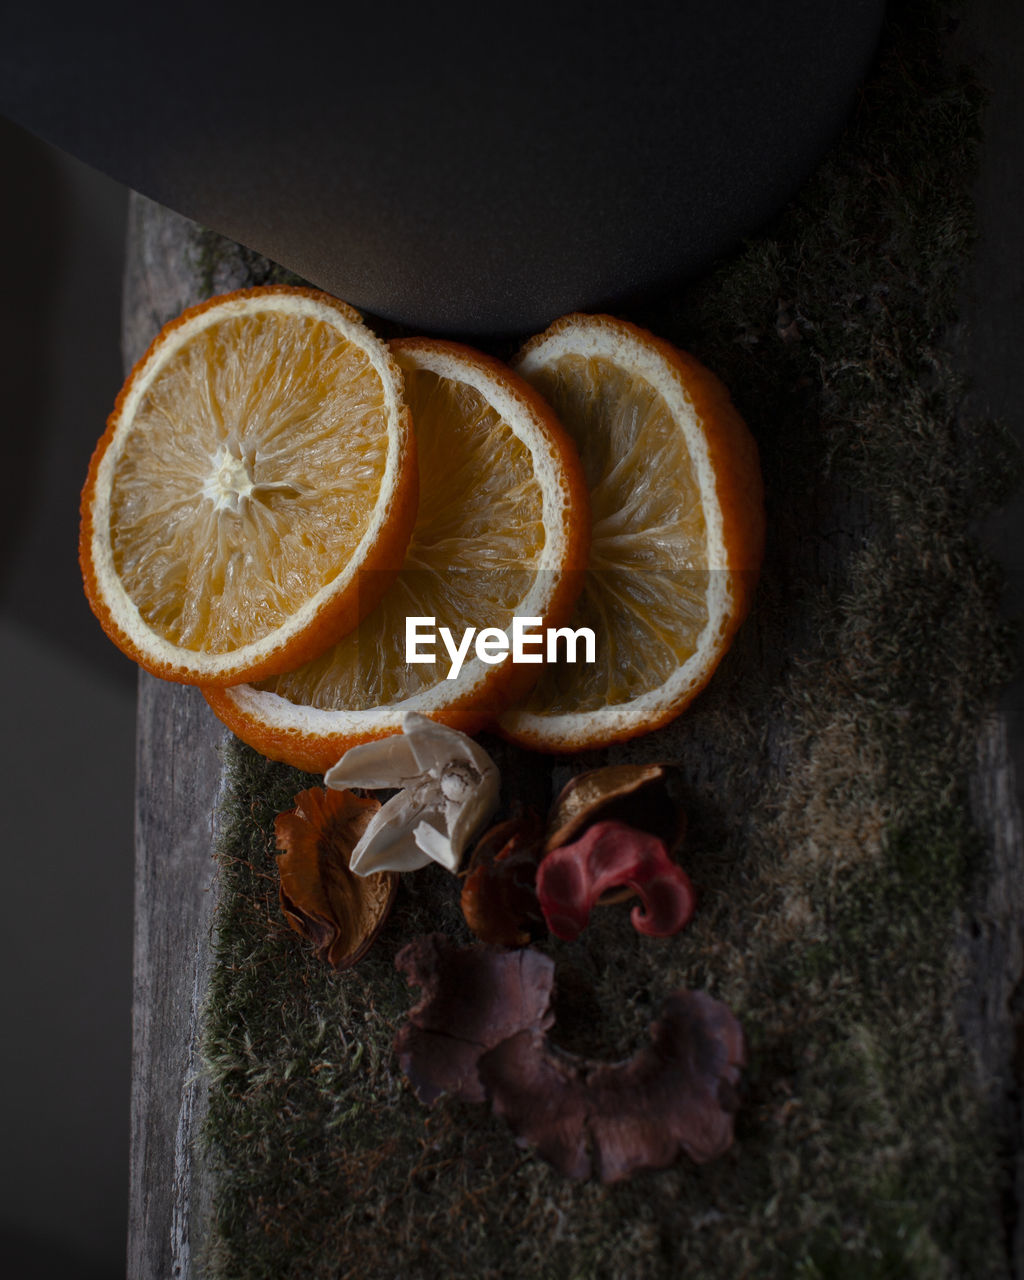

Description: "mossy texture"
200 2 1019 1275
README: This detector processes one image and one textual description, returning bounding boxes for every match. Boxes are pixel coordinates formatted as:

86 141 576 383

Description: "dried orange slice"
498 313 764 751
80 286 416 685
205 339 590 771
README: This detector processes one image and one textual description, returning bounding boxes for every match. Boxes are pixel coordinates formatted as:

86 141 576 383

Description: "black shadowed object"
0 1 885 335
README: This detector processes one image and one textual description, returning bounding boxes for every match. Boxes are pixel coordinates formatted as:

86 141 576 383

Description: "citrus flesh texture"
498 313 764 751
80 286 416 685
205 338 590 771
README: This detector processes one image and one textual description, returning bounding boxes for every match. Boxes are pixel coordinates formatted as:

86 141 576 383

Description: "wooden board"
125 200 271 1280
129 677 223 1280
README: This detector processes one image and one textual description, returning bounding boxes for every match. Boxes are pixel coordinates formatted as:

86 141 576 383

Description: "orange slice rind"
498 313 764 751
80 285 417 686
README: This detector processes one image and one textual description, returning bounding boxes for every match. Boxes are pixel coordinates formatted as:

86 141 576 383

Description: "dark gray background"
0 116 133 1278
0 2 885 335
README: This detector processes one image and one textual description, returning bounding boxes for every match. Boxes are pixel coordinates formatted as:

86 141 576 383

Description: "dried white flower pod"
324 713 500 876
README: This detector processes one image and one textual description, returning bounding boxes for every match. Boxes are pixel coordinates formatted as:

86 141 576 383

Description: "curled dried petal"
274 787 396 969
536 819 695 941
460 813 546 946
545 762 686 854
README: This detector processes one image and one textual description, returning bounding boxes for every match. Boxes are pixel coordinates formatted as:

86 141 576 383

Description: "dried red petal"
536 819 695 942
274 787 396 969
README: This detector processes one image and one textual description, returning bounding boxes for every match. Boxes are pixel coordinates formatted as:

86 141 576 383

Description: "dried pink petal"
536 819 696 941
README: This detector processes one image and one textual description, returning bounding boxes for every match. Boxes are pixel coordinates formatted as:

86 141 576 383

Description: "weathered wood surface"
968 716 1024 1273
130 677 224 1280
958 2 1024 1269
125 199 265 1280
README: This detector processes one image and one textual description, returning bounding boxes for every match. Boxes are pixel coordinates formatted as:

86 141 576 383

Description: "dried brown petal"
274 787 396 969
460 813 546 946
394 934 554 1104
545 762 686 854
536 819 696 942
395 938 743 1182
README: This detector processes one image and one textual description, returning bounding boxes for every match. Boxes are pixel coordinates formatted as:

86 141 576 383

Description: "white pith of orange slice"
497 313 764 752
204 338 590 771
80 285 417 686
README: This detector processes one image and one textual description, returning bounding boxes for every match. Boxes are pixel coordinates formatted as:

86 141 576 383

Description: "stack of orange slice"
80 288 763 769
